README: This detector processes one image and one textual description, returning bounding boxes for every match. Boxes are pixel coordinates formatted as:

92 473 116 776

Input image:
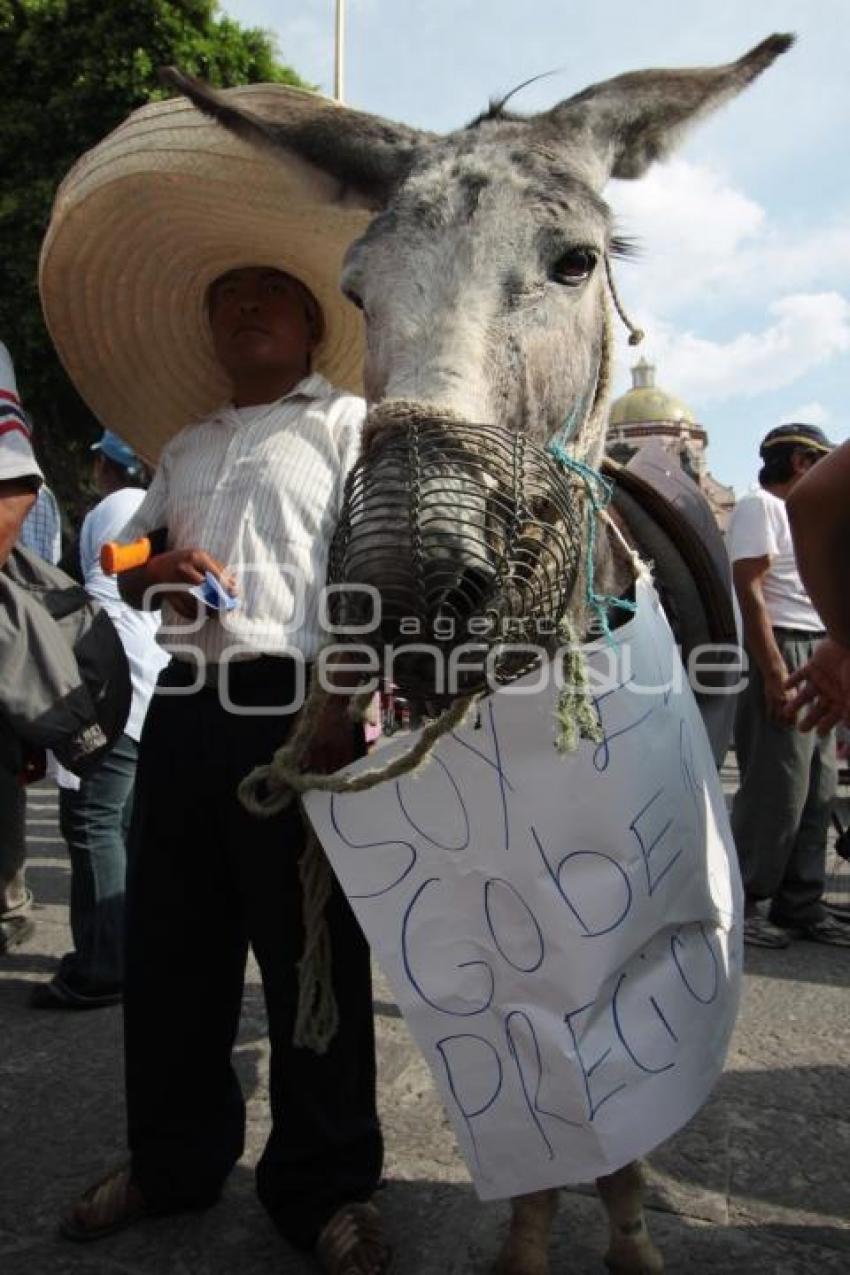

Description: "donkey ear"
160 68 430 209
542 34 794 184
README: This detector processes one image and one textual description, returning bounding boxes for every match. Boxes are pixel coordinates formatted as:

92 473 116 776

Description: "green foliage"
0 0 308 521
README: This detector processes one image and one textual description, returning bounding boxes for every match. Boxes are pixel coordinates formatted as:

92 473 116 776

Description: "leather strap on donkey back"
602 445 740 768
602 442 736 650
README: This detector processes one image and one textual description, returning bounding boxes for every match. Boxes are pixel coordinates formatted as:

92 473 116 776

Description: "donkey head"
165 36 792 694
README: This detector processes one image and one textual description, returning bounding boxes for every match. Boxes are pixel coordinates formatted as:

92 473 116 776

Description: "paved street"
1 764 849 1274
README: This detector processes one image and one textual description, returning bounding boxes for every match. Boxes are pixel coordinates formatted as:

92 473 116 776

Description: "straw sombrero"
39 84 373 461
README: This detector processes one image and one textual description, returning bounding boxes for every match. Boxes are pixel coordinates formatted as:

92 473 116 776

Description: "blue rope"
547 433 637 641
558 401 583 442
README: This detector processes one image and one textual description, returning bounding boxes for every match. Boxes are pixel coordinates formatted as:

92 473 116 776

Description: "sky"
221 0 849 492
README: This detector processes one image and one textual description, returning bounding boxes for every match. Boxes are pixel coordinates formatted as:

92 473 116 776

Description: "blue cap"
760 422 834 456
91 430 142 475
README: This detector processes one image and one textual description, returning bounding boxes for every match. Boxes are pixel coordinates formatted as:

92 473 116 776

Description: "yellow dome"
609 358 697 428
609 386 697 427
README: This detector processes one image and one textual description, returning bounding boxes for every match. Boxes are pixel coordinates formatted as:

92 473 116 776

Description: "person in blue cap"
727 422 850 949
92 430 147 480
30 430 167 1007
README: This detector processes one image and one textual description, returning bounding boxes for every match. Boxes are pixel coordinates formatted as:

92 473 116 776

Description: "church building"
606 357 735 530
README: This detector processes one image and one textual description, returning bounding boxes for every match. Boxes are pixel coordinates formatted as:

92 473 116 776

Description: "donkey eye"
343 287 365 312
551 248 597 286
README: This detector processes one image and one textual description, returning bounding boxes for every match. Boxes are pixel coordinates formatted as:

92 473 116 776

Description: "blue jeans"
57 732 138 993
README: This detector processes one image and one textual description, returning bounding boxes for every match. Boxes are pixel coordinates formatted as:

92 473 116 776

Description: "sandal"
742 914 789 948
60 1165 148 1242
315 1202 392 1275
0 914 35 953
0 890 35 954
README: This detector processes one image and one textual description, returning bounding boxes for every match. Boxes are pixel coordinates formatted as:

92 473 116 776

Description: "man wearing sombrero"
41 90 389 1273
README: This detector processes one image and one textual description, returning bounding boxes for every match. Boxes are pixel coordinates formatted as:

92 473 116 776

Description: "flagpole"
334 0 345 103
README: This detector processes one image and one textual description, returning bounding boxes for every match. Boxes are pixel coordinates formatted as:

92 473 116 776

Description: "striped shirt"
121 373 365 663
0 340 42 487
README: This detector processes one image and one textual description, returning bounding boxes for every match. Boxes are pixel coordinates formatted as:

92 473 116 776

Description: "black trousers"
124 658 383 1249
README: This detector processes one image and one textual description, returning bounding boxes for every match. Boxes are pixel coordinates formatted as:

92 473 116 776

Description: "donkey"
166 34 792 1275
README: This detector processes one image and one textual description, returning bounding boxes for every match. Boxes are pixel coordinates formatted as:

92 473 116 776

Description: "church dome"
609 357 697 427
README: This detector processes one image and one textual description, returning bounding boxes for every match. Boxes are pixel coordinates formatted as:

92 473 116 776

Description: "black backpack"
0 545 131 778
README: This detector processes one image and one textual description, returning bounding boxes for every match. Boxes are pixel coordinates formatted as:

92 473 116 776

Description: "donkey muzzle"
328 411 585 700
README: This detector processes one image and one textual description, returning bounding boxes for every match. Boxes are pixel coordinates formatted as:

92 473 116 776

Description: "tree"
0 0 308 519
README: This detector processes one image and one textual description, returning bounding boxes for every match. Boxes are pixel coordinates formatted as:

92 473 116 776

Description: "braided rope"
362 397 468 451
604 254 646 348
239 685 474 817
294 827 339 1053
545 297 639 744
553 612 602 754
546 300 636 640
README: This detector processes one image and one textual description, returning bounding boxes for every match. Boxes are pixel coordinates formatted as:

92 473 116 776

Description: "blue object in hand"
190 571 239 612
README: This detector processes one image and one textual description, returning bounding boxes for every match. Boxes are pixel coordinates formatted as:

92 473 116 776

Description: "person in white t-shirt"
30 432 167 1008
727 423 850 949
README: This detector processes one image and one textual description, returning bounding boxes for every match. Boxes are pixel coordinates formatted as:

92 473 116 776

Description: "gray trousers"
731 629 836 925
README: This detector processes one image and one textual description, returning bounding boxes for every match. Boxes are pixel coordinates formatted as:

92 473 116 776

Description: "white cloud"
613 292 850 405
609 160 764 309
743 224 850 296
780 402 830 426
609 161 764 319
609 160 850 319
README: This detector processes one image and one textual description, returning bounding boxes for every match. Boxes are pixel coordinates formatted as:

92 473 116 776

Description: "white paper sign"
304 581 743 1201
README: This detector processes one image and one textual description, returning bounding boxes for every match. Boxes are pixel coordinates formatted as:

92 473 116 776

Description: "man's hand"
125 548 236 617
763 659 794 724
302 694 361 776
786 638 850 733
732 556 795 725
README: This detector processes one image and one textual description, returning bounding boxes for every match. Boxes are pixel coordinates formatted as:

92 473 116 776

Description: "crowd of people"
31 430 167 1009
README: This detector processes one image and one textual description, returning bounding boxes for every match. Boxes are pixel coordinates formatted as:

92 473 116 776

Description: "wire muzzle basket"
327 416 586 701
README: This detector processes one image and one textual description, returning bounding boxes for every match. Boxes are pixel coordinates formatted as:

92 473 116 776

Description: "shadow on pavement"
742 940 850 988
